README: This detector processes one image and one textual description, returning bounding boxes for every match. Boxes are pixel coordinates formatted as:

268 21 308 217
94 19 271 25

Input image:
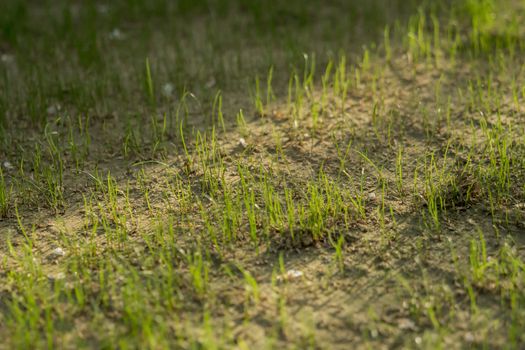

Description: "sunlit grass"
1 0 525 348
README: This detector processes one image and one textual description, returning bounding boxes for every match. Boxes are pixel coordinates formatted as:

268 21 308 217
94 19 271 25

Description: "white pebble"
239 138 248 148
0 54 14 63
3 161 14 170
46 104 61 115
287 269 303 278
109 28 124 40
50 247 66 258
162 83 174 97
277 269 304 282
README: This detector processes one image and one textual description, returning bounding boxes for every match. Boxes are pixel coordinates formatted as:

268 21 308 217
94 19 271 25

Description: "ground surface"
1 0 525 349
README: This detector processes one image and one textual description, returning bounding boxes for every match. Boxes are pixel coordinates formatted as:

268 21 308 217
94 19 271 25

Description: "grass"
1 0 525 348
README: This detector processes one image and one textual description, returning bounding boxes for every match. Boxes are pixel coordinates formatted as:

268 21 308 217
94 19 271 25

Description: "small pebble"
49 247 66 259
46 104 61 115
109 28 124 40
239 138 248 148
415 336 422 345
0 54 14 63
3 161 14 170
162 83 174 97
277 269 304 282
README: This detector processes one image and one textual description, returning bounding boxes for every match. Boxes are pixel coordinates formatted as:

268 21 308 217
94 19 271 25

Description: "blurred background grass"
0 0 433 126
0 0 520 132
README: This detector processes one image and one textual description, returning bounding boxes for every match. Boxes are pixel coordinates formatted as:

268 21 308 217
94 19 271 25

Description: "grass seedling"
240 266 260 306
469 230 489 284
145 57 155 105
236 109 247 136
384 25 392 62
212 90 226 132
311 101 320 133
302 53 315 96
266 66 275 107
292 72 304 124
254 75 264 116
355 150 384 184
15 205 33 248
396 146 404 195
0 168 11 217
334 136 353 178
179 120 192 173
187 249 209 297
330 233 345 271
321 59 333 111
